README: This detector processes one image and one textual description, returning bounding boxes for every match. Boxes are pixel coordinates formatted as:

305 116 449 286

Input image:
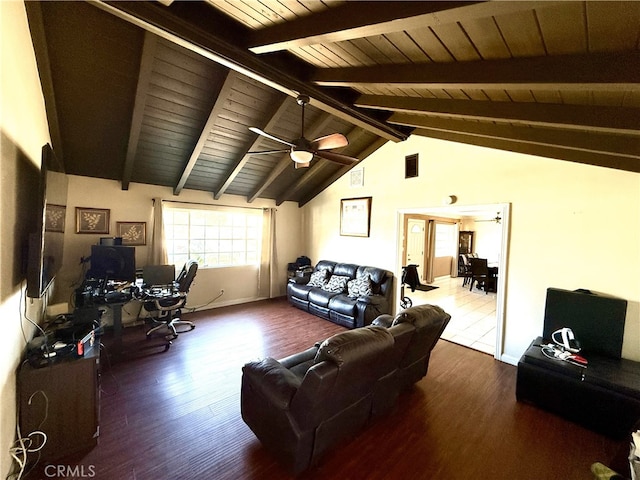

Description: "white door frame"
396 203 511 362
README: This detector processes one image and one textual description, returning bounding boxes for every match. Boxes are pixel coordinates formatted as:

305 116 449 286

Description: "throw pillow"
347 275 373 298
322 274 350 293
307 270 328 287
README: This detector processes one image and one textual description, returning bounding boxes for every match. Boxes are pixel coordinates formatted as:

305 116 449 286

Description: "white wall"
303 135 640 363
57 176 304 324
0 2 51 477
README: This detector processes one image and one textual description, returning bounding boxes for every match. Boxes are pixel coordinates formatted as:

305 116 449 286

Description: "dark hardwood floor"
25 298 628 479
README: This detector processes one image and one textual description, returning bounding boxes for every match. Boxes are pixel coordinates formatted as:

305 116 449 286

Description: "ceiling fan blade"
314 150 358 166
247 149 289 155
249 127 295 148
310 133 348 151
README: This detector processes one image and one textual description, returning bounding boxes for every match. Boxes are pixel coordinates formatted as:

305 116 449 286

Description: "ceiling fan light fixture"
290 149 313 164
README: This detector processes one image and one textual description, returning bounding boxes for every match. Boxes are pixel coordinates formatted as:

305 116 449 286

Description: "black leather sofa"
241 304 451 475
516 288 640 439
286 260 393 328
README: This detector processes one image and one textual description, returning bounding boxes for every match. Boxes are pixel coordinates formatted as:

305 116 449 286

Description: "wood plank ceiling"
28 1 640 207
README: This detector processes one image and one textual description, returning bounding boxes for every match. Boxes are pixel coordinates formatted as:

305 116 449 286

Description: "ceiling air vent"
405 153 418 178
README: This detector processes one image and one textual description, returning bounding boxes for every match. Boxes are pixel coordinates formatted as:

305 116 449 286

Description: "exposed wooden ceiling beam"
314 52 640 91
247 112 335 203
122 31 157 190
412 128 640 173
357 95 640 136
174 71 236 195
93 1 407 143
248 1 558 54
24 2 65 170
214 96 290 200
390 114 640 160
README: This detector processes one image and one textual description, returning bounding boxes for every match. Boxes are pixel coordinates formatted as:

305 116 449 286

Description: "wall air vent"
405 153 418 178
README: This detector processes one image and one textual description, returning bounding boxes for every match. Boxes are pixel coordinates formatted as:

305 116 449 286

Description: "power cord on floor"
7 391 49 480
184 289 224 313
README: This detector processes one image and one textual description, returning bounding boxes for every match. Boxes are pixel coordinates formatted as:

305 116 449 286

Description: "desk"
75 279 171 360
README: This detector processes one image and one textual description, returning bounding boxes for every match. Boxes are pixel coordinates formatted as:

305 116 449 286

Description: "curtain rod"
157 199 271 211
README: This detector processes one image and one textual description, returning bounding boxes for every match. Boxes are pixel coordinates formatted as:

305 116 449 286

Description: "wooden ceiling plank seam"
298 136 388 207
275 126 366 204
94 1 407 142
173 70 236 195
389 114 640 159
383 30 432 63
213 97 291 199
458 16 511 60
312 51 640 91
247 112 335 202
494 9 546 58
357 95 640 136
429 22 482 62
123 32 158 190
412 127 640 173
24 2 66 170
247 1 562 54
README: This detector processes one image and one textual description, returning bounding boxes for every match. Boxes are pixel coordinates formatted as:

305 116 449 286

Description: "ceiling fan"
248 95 358 169
476 212 502 224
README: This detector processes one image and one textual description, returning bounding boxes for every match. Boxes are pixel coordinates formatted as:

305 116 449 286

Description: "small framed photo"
45 204 66 233
76 207 110 234
340 197 372 237
349 167 364 188
116 221 146 246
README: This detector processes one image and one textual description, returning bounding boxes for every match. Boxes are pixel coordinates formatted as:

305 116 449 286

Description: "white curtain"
148 198 168 265
258 208 278 299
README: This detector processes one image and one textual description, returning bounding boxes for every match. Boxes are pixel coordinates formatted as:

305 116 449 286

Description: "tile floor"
407 276 497 355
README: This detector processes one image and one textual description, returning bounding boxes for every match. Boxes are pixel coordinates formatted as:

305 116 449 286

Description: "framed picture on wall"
116 221 146 246
340 197 372 237
76 207 110 234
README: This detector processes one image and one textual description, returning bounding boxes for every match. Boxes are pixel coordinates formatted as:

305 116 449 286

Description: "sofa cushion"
328 295 357 316
315 327 393 368
322 275 350 293
309 288 340 307
307 270 328 287
347 275 373 298
357 266 388 293
333 263 358 278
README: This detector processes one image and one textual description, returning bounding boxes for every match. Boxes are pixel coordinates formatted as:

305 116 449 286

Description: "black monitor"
87 245 136 282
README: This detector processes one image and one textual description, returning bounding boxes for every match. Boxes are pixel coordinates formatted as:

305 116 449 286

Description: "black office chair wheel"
400 297 412 309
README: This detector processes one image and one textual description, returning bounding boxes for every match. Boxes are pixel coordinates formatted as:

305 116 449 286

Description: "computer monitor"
143 264 176 287
87 245 136 282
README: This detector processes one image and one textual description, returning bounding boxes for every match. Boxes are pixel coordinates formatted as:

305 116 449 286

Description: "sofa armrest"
371 314 394 328
242 358 302 409
280 346 319 369
355 295 391 328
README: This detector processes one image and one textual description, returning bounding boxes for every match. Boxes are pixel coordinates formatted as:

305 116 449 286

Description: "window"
434 223 456 257
163 206 262 268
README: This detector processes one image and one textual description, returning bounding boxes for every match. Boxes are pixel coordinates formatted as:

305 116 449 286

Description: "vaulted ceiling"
27 1 640 207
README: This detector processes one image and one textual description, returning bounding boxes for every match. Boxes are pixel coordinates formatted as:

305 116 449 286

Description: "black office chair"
144 260 198 339
469 257 489 294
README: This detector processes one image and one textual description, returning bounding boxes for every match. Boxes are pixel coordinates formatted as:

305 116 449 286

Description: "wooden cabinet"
17 347 100 461
458 231 474 254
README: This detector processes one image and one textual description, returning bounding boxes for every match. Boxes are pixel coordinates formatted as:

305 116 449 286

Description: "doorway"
397 203 510 360
406 219 426 282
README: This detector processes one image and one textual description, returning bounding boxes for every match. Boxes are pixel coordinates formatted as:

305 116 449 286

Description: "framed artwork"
340 197 372 237
76 207 110 234
116 221 146 246
349 167 364 188
45 204 66 233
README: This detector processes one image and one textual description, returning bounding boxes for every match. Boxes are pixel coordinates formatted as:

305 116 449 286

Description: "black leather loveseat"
286 260 393 328
241 304 451 475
